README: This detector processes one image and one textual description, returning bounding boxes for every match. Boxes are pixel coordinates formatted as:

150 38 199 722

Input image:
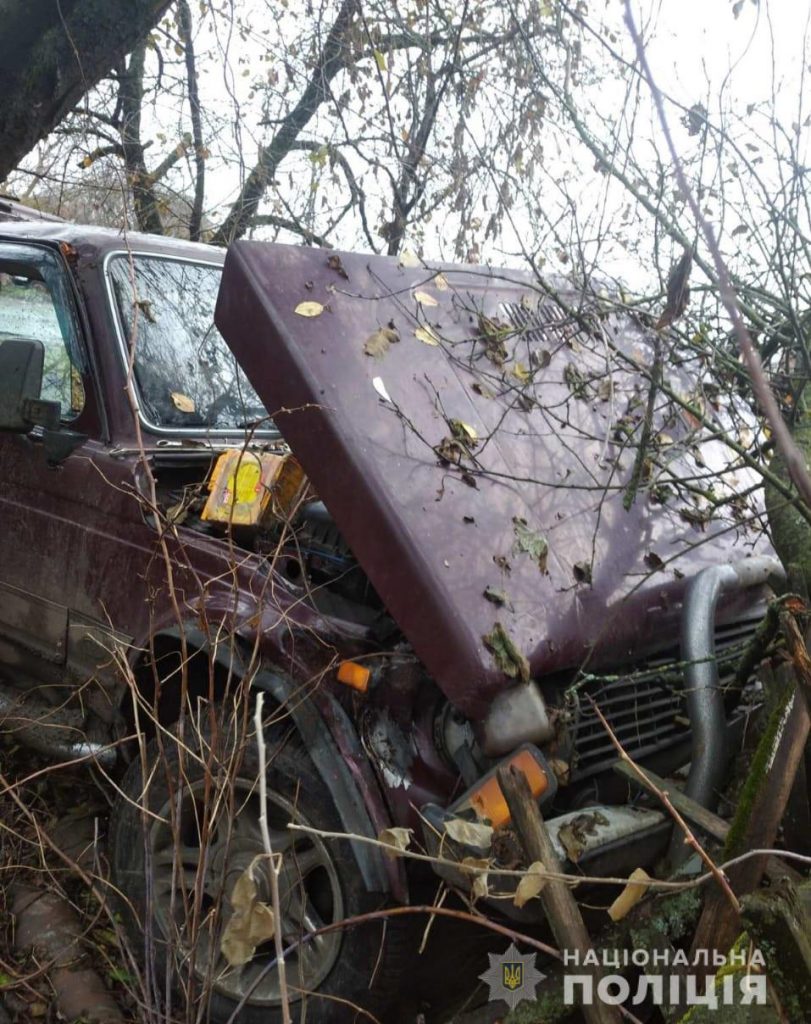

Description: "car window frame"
0 241 89 423
103 248 280 440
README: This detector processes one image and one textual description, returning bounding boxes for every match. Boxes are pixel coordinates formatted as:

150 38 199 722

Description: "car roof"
0 217 225 264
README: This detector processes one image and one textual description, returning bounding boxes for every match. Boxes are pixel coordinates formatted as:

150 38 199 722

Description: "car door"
0 240 103 674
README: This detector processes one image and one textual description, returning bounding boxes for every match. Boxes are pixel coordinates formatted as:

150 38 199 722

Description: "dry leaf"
461 856 491 872
471 871 490 901
444 818 494 849
513 517 549 573
483 622 530 682
364 326 399 358
372 376 392 402
378 827 413 859
514 861 547 908
414 290 439 307
171 392 196 413
294 300 324 317
415 325 440 346
399 249 420 268
655 248 692 330
433 272 449 291
607 867 651 922
220 860 276 967
451 419 478 444
326 254 348 279
739 427 755 449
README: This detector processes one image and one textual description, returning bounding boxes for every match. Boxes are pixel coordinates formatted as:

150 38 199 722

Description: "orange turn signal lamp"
450 745 555 830
336 660 372 693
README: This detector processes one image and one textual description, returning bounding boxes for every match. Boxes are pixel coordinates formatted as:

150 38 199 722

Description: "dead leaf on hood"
433 272 449 291
444 818 494 849
415 325 440 346
399 249 420 268
294 300 325 317
597 379 613 402
564 362 588 399
514 861 547 908
372 376 392 403
680 506 713 529
435 436 466 464
364 325 400 358
513 517 549 573
220 859 276 967
450 419 478 445
572 560 592 585
414 290 439 307
472 381 495 399
171 392 196 413
512 362 531 384
483 585 508 607
477 313 510 366
378 827 413 859
738 427 755 449
326 254 349 279
607 867 651 922
483 622 530 683
644 551 664 571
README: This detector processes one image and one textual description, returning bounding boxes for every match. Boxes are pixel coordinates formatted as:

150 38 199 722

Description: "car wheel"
108 726 411 1023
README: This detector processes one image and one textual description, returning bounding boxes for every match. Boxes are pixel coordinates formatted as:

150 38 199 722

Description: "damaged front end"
210 239 779 911
354 555 779 916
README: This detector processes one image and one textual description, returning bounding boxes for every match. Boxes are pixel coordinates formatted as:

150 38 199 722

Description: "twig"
586 696 740 913
254 693 291 1024
288 823 811 891
623 1 811 513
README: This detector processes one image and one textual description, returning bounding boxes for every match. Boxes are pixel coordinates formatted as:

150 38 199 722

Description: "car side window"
0 244 86 419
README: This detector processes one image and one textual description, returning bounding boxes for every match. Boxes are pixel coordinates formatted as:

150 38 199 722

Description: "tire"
108 725 412 1023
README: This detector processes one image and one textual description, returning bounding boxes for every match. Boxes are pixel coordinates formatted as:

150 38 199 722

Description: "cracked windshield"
109 254 268 430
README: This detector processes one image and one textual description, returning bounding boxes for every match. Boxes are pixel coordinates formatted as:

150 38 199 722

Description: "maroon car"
0 207 778 1022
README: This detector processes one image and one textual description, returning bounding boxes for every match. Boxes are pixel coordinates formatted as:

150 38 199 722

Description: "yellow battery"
201 451 308 526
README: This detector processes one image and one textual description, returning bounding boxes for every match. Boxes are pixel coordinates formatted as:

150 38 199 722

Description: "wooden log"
611 762 800 883
741 880 811 1024
497 765 622 1024
689 663 810 969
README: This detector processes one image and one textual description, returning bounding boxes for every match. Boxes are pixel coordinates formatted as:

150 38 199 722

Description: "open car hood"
216 242 769 715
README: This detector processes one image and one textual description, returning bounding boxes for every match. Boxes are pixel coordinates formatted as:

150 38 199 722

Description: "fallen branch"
690 658 811 968
497 763 622 1024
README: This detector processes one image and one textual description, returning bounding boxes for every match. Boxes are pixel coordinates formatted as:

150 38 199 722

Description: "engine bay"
150 446 390 631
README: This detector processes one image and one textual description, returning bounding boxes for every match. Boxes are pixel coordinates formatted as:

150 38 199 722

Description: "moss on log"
764 411 811 592
504 889 702 1024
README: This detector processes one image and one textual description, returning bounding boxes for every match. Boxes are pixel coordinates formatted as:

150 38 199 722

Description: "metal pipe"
0 686 117 767
681 556 782 808
669 556 783 863
681 563 737 809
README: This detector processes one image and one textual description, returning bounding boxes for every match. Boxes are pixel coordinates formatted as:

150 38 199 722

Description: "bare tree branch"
211 0 359 246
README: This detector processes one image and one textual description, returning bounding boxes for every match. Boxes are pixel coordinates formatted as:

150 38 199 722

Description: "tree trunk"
0 0 172 183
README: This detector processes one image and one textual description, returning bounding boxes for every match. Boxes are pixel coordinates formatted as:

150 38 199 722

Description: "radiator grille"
568 618 761 781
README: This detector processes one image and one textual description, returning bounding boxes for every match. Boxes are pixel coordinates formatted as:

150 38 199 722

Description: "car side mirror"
0 337 61 432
